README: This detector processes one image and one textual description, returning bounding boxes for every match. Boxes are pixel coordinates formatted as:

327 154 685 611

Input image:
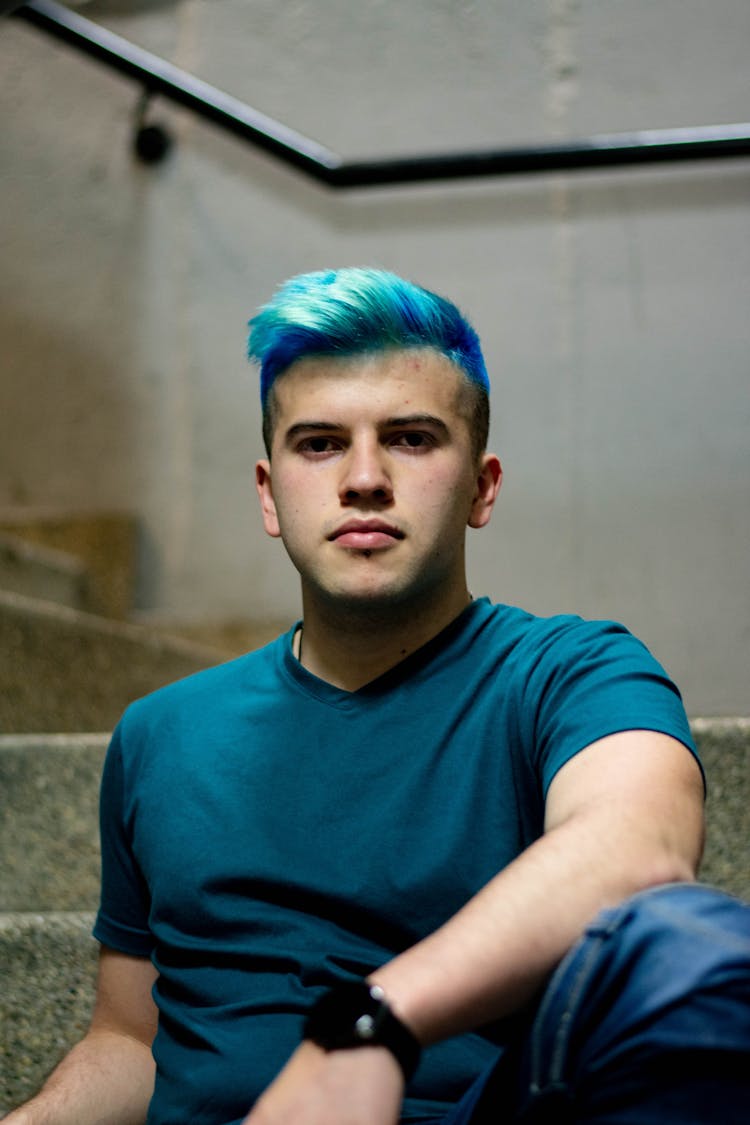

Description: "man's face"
255 349 501 616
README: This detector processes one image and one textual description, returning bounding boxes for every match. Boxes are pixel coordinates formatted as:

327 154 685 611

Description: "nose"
339 436 393 505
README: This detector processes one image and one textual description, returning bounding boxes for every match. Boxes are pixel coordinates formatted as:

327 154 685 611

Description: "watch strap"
304 981 421 1082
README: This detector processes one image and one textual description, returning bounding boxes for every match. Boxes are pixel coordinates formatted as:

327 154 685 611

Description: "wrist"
303 981 422 1083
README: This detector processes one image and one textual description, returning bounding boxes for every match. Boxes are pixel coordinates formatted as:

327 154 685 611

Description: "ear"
255 459 282 539
468 453 502 529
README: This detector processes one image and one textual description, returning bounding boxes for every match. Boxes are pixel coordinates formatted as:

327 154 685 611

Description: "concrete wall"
1 0 748 714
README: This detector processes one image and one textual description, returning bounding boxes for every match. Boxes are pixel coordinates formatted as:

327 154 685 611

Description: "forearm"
370 798 698 1045
3 1029 155 1125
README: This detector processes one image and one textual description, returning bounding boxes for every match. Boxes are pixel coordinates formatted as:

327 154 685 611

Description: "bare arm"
246 730 704 1124
370 730 704 1042
4 947 158 1125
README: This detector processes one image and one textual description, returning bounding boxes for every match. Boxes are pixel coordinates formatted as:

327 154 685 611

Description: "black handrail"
14 0 750 188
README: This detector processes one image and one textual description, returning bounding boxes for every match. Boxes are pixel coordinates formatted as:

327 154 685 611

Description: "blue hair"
248 267 490 406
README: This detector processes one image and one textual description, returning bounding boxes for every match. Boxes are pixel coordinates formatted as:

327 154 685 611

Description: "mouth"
328 520 405 550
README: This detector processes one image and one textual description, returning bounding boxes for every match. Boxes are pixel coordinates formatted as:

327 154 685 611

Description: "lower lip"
333 531 400 549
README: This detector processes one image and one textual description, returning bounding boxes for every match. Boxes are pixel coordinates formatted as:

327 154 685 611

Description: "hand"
242 1039 405 1125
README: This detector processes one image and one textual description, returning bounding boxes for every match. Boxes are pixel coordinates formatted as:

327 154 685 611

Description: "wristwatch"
303 981 422 1082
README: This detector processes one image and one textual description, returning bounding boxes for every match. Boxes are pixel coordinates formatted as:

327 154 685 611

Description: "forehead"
272 348 467 418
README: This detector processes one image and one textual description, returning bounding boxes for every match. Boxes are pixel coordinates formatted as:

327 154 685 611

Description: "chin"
326 575 433 613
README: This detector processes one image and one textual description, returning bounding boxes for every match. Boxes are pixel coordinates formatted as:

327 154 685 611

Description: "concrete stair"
1 723 748 1113
0 508 227 734
0 533 90 613
0 589 231 733
0 509 286 734
0 509 138 621
1 912 97 1111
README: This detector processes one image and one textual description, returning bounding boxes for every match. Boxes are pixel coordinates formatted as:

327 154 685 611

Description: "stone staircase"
0 515 748 1114
0 511 285 734
0 510 139 620
0 514 211 1110
1 736 106 1111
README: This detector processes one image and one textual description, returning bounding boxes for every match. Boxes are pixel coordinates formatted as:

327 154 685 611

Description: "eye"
298 435 342 456
390 431 435 450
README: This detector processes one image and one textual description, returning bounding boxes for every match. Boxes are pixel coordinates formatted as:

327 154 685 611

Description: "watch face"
306 983 387 1049
304 981 421 1082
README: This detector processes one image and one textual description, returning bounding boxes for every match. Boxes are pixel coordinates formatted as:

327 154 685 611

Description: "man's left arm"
244 730 704 1125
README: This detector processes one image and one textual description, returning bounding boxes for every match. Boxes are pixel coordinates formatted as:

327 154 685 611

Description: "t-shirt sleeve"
520 617 701 797
93 720 155 956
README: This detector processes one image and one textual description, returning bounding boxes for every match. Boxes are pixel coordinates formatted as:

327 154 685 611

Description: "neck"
296 585 473 691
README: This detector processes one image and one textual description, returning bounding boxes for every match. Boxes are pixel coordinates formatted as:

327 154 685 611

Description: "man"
7 268 749 1124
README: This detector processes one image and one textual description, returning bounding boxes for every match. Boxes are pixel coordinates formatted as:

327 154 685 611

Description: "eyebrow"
383 414 450 434
283 414 451 443
283 421 346 444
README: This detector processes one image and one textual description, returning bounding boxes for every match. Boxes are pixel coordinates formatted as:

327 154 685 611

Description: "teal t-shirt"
93 598 698 1124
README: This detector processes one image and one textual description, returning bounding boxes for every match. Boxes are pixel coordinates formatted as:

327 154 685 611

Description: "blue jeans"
430 883 750 1124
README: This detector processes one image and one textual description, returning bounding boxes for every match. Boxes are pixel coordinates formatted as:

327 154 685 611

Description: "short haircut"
248 268 490 458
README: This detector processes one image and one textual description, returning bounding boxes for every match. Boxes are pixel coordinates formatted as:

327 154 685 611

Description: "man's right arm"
3 946 158 1125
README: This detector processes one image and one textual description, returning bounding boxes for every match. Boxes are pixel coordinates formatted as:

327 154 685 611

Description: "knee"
533 883 750 1053
582 881 750 1025
611 881 750 959
521 885 750 1122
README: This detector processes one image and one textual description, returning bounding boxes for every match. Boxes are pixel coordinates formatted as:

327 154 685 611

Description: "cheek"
275 478 323 535
431 470 478 523
424 465 470 501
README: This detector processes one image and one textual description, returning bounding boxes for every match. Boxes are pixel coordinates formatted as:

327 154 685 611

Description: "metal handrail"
14 0 750 188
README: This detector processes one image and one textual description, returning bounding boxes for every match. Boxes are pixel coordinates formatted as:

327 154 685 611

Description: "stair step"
0 911 98 1114
0 509 138 621
0 735 108 912
690 718 750 901
0 533 90 612
0 591 224 734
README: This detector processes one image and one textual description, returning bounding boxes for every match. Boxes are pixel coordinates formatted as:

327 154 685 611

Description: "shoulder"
118 630 290 740
469 599 688 732
427 600 663 719
469 598 646 668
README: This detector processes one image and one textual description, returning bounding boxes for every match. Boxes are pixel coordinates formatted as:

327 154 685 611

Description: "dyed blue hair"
248 267 490 406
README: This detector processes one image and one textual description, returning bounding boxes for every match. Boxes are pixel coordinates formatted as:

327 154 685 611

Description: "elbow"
601 814 705 899
628 797 706 894
632 822 705 893
641 851 699 891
